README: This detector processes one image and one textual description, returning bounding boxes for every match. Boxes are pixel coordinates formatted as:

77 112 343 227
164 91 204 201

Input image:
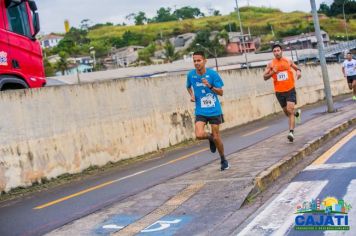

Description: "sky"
36 0 334 34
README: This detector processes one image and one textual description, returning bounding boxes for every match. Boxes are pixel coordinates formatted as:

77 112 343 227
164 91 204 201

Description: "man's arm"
187 87 195 102
263 63 274 80
202 74 224 96
211 87 223 96
342 64 346 77
289 59 302 79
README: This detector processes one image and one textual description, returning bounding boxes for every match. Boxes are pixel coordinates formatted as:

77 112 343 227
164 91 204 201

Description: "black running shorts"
275 88 297 108
195 114 224 125
347 75 356 84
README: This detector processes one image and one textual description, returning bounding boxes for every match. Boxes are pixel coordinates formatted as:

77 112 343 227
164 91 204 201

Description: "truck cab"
0 0 46 91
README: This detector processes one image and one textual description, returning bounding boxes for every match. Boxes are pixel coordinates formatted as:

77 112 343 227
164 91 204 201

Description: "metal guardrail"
324 40 356 56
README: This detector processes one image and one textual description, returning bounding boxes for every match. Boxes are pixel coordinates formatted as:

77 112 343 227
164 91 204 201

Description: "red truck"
0 0 46 91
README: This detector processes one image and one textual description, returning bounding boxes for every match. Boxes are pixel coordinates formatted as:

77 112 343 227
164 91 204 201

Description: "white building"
40 34 64 49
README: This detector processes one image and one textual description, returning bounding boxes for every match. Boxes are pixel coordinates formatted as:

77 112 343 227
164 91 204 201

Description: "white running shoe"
295 109 302 124
287 132 294 142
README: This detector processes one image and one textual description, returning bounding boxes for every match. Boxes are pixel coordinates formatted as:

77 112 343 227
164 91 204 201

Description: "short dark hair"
272 44 282 50
347 52 352 55
193 51 206 58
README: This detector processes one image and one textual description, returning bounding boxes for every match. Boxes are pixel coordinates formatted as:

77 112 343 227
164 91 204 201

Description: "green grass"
88 7 356 43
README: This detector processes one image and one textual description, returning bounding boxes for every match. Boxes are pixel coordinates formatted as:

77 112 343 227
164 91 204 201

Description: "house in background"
225 32 260 54
40 34 64 49
171 33 196 52
55 56 93 76
282 30 330 49
104 46 144 69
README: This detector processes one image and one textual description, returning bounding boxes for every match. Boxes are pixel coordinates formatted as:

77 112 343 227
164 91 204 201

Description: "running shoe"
287 132 294 143
221 160 230 171
208 135 216 153
295 109 302 124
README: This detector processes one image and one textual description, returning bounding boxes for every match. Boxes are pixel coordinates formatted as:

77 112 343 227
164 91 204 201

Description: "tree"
55 52 69 76
318 2 331 15
213 10 221 16
319 0 356 16
80 19 91 31
43 58 55 76
190 30 226 58
151 7 177 22
164 40 179 62
173 6 204 20
138 43 156 64
52 27 90 56
134 11 148 25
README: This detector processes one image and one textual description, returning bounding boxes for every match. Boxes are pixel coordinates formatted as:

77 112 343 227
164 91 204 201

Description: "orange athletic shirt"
271 57 295 92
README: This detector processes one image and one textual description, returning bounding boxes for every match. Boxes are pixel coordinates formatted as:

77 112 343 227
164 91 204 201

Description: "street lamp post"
310 0 334 112
342 0 349 41
235 0 249 70
196 43 219 71
89 46 96 69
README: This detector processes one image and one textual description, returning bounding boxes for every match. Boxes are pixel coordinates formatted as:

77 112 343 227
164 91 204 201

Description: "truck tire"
0 76 29 91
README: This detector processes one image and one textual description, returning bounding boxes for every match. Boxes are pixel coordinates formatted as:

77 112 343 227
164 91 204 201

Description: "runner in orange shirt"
263 44 302 142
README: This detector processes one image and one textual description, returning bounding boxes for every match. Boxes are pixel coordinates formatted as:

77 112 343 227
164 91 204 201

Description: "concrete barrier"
0 63 349 193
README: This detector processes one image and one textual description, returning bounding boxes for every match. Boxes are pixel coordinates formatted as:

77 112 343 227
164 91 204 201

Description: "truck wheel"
0 76 29 91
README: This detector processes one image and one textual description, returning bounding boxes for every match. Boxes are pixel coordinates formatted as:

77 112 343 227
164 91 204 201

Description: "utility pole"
342 0 349 41
235 0 249 69
310 0 334 112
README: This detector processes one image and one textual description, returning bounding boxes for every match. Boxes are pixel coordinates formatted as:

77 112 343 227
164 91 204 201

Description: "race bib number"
277 71 288 81
200 94 215 108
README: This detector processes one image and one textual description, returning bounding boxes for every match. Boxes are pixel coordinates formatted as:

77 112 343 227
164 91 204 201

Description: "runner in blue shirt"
186 51 229 171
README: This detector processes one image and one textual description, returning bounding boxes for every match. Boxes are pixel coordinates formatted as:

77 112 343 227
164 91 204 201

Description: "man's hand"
201 78 210 88
263 63 276 80
296 70 302 80
272 66 278 74
190 95 195 102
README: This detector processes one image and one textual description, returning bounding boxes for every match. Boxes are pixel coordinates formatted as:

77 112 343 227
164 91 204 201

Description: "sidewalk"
48 102 356 236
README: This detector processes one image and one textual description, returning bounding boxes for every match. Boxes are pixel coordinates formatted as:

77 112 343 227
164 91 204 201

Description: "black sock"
290 130 294 133
208 133 214 141
220 155 226 162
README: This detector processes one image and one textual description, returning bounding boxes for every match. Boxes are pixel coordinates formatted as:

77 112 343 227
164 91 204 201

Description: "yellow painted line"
242 126 269 137
312 129 356 165
34 148 209 210
113 182 205 235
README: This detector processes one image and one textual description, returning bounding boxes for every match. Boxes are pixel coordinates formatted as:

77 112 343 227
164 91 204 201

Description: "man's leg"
211 124 224 158
352 79 356 97
286 101 296 142
348 83 353 90
286 102 296 131
211 124 229 170
195 120 216 153
282 107 289 117
195 121 208 140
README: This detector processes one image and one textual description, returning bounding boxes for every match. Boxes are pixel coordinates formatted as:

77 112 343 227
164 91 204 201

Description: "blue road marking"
95 215 192 235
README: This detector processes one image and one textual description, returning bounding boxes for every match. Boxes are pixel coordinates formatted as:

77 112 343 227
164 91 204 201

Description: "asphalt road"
238 126 356 236
0 96 353 236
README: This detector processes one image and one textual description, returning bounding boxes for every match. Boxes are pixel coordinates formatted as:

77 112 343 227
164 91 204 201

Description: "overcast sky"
36 0 333 34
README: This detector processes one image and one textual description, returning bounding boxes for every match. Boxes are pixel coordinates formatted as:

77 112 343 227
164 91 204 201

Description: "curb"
244 116 356 204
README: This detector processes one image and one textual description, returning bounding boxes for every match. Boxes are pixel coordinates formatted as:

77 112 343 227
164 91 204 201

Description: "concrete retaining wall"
0 63 349 192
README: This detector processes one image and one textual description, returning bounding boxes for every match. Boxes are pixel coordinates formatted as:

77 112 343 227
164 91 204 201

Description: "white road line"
325 179 356 236
238 181 328 236
305 162 356 171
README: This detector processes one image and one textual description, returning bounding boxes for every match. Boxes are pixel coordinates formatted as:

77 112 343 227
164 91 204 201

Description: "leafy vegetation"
44 3 356 75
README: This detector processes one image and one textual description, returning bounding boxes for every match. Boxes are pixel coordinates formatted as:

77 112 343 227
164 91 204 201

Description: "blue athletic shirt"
186 68 224 116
